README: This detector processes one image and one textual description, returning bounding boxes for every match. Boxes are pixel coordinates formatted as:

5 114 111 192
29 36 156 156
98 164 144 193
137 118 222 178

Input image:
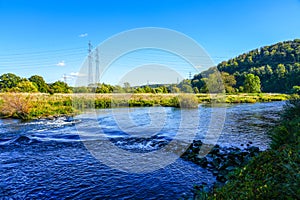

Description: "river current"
0 101 284 199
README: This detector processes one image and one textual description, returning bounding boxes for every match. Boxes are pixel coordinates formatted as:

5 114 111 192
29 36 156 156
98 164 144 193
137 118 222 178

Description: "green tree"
113 85 125 93
193 87 199 93
12 80 38 93
73 86 90 93
181 84 194 93
134 87 145 93
291 86 300 94
275 64 286 78
50 81 72 93
29 75 50 93
221 72 236 93
0 73 22 91
123 82 131 93
243 74 261 93
144 86 153 93
205 73 225 93
170 86 180 93
95 83 114 93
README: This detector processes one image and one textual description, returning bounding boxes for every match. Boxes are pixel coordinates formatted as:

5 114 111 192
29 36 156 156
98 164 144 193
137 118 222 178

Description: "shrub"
173 94 199 108
205 145 299 200
0 93 33 120
270 98 300 149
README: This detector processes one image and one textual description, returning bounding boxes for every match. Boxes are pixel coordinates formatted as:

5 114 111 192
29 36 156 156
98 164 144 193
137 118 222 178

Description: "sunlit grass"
0 93 291 119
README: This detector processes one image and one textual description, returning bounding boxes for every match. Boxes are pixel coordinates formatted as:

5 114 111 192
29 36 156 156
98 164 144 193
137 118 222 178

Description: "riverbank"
191 98 300 199
0 93 292 120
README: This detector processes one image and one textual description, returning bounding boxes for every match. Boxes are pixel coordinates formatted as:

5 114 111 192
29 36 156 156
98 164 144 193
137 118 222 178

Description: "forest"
192 39 300 93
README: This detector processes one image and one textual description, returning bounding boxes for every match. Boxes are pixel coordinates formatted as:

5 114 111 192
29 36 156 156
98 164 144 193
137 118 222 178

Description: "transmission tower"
88 41 93 85
189 72 192 79
63 73 67 83
95 48 100 84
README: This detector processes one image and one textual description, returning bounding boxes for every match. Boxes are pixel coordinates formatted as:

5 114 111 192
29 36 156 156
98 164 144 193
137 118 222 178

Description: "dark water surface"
0 102 284 199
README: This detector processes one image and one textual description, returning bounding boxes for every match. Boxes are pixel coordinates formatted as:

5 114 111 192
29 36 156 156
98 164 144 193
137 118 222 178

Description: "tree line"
0 73 71 94
0 73 195 94
1 39 299 94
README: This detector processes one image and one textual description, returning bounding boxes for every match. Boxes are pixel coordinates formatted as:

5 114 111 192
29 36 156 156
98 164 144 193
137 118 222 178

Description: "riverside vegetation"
0 39 299 119
0 93 291 120
190 98 300 199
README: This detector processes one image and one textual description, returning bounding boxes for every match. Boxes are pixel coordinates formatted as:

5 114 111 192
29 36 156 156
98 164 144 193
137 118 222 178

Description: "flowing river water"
0 101 284 199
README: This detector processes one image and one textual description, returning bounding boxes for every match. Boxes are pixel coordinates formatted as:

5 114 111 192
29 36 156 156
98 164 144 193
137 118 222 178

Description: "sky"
0 0 300 85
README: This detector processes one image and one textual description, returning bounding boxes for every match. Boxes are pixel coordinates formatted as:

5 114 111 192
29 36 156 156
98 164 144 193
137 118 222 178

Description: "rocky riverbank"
181 140 261 184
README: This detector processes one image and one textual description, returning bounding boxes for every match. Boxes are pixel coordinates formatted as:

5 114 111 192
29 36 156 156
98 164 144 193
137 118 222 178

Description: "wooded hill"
192 39 300 93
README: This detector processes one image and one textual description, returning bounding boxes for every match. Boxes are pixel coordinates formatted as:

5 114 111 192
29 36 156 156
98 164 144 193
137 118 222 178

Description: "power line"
0 46 86 56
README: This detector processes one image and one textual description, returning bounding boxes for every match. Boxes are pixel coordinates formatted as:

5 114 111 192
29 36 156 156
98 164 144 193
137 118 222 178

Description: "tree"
50 81 72 93
205 73 225 93
0 73 22 91
181 84 194 93
193 87 199 93
29 75 50 93
243 74 261 93
73 86 90 93
144 86 153 93
170 86 180 93
178 79 194 93
123 82 131 93
221 72 236 93
291 86 300 94
113 85 125 93
134 87 145 93
13 80 38 93
275 64 286 78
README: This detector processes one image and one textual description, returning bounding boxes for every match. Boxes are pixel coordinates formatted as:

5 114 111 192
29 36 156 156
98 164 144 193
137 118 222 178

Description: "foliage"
221 72 236 93
0 93 33 120
12 80 39 93
202 145 299 200
29 75 50 93
216 39 300 93
0 73 22 91
291 85 300 94
50 81 72 93
173 94 199 108
243 74 261 93
270 98 300 149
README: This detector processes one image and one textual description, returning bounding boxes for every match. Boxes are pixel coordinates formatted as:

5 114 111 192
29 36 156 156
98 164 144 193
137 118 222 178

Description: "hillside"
192 39 300 93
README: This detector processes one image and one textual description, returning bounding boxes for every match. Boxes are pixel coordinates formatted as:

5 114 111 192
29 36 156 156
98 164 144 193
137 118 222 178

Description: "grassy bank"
194 98 300 199
0 93 292 120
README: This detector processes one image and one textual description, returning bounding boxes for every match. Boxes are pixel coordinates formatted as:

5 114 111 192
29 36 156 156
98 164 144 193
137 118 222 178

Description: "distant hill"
192 39 300 93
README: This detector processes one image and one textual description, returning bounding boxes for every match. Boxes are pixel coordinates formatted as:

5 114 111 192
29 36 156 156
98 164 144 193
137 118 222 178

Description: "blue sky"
0 0 300 85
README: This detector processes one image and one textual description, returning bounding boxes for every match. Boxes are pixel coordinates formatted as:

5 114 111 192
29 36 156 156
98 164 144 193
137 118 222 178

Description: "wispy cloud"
79 33 88 38
70 72 85 77
56 61 66 67
70 72 80 77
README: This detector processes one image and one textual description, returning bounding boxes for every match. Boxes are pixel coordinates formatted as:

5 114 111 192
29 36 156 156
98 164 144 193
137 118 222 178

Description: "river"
0 101 284 199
